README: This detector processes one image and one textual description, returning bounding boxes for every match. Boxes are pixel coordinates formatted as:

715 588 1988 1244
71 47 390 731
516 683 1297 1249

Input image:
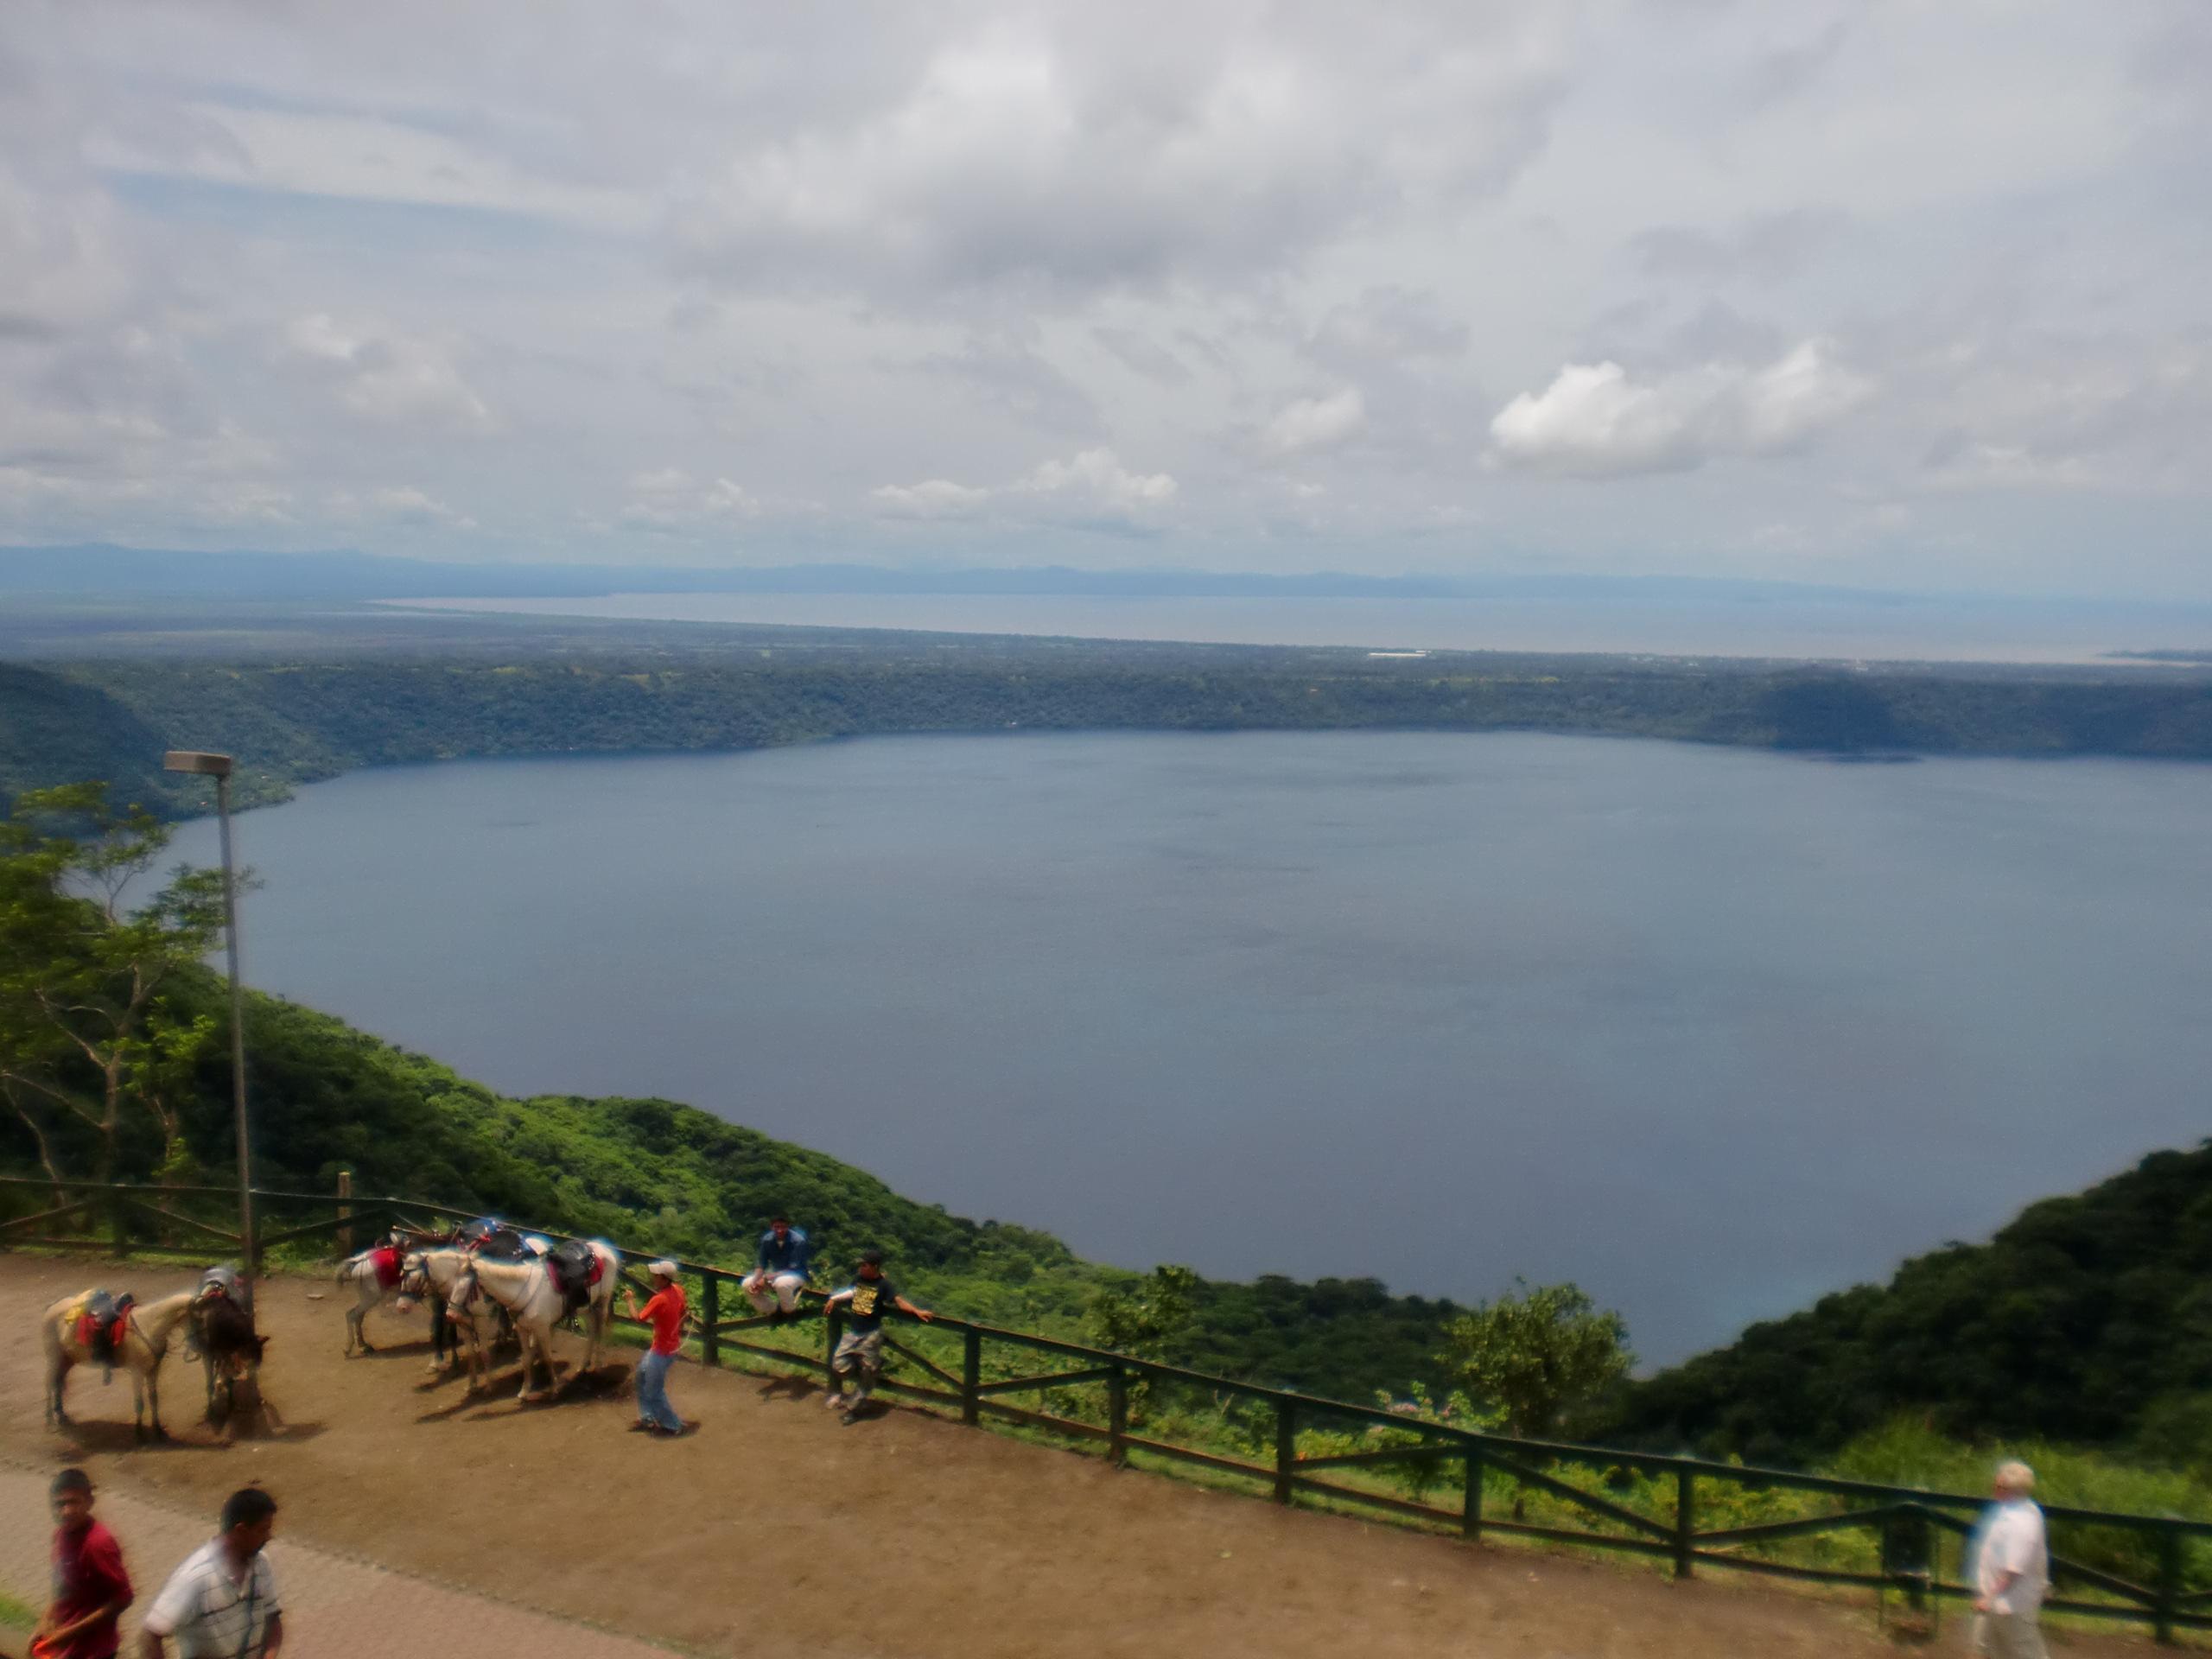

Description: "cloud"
283 315 496 435
86 104 652 234
1263 387 1367 454
1487 340 1872 477
1626 210 1844 286
1092 327 1192 386
622 467 760 528
0 165 132 338
671 11 1574 300
871 478 994 518
1310 287 1470 365
1020 447 1178 510
874 447 1175 523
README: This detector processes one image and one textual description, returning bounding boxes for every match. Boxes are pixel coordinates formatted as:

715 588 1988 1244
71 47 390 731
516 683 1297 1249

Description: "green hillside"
7 642 2212 822
1 962 1460 1401
1606 1141 2212 1465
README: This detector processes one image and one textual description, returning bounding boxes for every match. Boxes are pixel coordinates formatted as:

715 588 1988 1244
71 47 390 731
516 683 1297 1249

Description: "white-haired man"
1972 1460 2048 1658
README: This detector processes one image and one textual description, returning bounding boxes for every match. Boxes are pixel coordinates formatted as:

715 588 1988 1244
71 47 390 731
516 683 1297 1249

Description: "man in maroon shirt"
36 1468 133 1659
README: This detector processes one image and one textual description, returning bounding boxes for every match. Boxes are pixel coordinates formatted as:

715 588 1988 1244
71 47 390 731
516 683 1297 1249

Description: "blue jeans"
635 1349 681 1432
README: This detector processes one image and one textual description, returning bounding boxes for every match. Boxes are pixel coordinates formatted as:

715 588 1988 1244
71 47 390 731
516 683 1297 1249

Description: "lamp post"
163 750 254 1298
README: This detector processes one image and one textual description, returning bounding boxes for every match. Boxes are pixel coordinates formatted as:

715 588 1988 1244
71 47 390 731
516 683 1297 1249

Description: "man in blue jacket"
743 1215 812 1321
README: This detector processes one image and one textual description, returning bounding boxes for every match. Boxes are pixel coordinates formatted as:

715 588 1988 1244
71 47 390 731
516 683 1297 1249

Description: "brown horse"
41 1288 199 1441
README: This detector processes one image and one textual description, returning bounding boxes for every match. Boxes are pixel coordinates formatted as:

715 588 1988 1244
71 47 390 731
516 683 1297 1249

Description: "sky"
2 1 2208 596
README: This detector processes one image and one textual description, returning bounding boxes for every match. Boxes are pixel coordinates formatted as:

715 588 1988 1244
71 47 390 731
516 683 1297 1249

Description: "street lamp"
163 750 254 1299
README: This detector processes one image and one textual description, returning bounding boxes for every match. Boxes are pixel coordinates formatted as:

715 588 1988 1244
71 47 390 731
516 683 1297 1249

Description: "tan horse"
41 1288 200 1442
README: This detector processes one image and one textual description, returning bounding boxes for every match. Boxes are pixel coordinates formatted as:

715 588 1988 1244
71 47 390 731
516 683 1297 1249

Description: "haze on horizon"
2 3 2207 600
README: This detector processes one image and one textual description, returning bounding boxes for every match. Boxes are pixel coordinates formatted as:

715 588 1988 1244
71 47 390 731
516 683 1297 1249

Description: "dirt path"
0 1256 2148 1657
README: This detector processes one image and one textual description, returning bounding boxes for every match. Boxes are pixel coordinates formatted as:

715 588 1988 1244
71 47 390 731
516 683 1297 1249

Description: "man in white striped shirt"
137 1488 283 1658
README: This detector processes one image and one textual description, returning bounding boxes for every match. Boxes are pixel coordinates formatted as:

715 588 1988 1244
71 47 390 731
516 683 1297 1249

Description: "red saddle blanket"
73 1306 131 1355
371 1245 403 1289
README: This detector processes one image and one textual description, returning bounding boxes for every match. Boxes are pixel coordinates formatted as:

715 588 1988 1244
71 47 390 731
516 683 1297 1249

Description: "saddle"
547 1240 601 1317
472 1227 537 1262
76 1291 136 1365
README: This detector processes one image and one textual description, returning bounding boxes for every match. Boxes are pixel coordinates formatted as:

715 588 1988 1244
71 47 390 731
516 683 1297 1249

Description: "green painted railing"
6 1175 2209 1643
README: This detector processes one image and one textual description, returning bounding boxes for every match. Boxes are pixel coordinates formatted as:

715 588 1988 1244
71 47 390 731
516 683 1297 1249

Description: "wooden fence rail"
5 1174 2209 1642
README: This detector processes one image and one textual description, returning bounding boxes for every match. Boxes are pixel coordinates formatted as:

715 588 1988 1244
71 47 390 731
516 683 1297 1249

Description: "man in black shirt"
821 1250 932 1424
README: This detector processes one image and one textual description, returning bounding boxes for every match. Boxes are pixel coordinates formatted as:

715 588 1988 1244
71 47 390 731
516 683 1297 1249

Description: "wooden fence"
7 1174 2211 1642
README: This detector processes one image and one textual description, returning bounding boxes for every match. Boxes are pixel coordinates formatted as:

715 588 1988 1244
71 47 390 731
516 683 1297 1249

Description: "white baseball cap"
648 1259 679 1279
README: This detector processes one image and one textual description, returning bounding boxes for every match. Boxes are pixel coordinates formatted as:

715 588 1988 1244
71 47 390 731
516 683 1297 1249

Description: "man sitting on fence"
1972 1460 2049 1659
820 1249 931 1425
743 1215 812 1321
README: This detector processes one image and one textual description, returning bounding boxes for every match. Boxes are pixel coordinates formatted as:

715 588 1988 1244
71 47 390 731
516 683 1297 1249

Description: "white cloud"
621 467 760 528
671 12 1575 299
1019 447 1178 511
1487 340 1872 477
874 448 1176 523
1263 387 1367 454
283 315 496 435
870 478 994 518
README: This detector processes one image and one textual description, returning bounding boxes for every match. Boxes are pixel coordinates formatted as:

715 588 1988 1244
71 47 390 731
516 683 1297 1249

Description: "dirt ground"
0 1255 2161 1658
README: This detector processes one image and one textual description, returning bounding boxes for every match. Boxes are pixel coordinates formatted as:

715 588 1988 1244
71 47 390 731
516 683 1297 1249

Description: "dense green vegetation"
1611 1141 2212 1467
12 771 2212 1562
5 627 2212 819
0 783 1462 1399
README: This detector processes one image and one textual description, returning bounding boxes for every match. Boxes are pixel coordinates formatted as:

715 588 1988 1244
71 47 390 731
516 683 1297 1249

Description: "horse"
400 1245 493 1387
335 1234 410 1355
41 1288 200 1442
448 1240 619 1403
185 1287 276 1435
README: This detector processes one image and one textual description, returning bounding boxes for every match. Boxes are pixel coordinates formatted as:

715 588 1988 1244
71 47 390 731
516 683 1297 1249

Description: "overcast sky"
2 2 2207 594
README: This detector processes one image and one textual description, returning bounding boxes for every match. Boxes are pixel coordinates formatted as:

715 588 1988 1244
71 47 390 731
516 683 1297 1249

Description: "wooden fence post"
1463 1446 1484 1541
334 1170 353 1256
2156 1524 2182 1646
1274 1401 1297 1505
1674 1468 1695 1580
962 1327 982 1427
108 1186 126 1259
1108 1363 1128 1465
701 1273 721 1368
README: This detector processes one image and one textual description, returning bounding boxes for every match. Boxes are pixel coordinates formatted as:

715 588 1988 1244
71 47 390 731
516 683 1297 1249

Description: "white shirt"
1976 1499 2048 1617
143 1537 282 1656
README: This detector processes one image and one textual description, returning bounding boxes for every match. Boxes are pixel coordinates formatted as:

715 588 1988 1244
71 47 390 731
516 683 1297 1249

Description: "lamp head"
163 750 235 779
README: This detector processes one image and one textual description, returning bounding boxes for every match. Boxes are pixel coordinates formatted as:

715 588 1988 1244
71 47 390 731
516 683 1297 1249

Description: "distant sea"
394 591 2212 664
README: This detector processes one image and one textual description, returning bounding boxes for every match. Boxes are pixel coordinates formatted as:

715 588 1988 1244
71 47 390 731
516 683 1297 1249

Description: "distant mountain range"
0 543 1939 606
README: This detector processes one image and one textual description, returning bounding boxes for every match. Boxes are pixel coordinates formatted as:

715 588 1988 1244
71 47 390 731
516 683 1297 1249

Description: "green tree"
1087 1264 1200 1358
0 782 226 1185
1437 1280 1631 1438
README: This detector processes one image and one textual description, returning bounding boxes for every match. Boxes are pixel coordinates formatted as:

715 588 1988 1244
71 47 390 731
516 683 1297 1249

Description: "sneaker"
841 1409 861 1427
626 1420 654 1433
822 1389 845 1411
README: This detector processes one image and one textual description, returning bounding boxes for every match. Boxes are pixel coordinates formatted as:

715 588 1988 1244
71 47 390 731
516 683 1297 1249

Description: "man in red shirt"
622 1260 688 1437
36 1468 133 1659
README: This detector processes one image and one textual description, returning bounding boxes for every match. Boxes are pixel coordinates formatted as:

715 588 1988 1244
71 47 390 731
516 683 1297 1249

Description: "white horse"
448 1242 620 1403
41 1289 200 1442
400 1246 490 1387
336 1241 408 1356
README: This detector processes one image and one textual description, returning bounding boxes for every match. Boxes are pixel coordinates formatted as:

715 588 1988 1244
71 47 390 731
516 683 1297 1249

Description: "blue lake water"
170 731 2212 1364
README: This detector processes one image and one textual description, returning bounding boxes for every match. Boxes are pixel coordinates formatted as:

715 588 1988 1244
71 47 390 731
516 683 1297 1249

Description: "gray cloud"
0 0 2206 594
